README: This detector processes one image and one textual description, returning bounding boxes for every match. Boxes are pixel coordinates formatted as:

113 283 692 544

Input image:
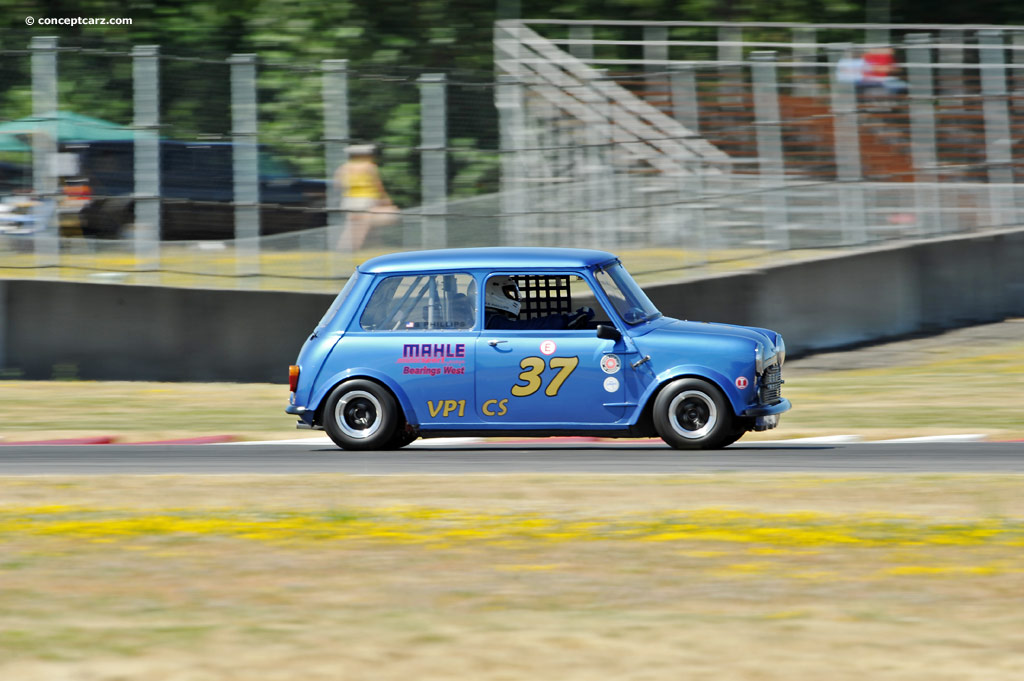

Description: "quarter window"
360 273 477 331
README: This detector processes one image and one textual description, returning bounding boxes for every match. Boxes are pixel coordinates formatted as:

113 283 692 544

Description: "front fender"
309 367 418 426
636 364 747 419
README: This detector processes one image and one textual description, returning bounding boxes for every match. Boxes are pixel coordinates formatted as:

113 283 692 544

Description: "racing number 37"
511 356 579 397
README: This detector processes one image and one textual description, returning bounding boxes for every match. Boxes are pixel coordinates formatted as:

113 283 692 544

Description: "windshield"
594 262 661 325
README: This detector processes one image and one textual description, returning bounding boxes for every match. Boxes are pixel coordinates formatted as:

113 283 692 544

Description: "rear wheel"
653 378 735 450
322 380 400 450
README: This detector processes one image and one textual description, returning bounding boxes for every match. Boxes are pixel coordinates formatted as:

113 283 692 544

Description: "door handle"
487 339 508 347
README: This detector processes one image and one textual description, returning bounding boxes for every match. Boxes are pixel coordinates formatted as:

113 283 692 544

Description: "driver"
484 276 595 330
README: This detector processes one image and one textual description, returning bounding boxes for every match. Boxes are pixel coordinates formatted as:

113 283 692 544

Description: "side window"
360 273 477 331
314 272 360 334
484 273 610 330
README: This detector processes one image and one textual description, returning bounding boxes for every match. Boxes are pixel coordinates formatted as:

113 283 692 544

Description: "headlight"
755 344 764 375
776 336 786 367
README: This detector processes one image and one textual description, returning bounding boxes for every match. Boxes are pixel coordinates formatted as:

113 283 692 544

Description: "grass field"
2 475 1024 680
1 326 1023 679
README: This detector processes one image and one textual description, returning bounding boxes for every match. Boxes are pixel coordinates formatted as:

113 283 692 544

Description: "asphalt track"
0 441 1022 474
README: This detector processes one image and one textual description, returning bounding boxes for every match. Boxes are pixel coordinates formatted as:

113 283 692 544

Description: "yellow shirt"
339 161 383 200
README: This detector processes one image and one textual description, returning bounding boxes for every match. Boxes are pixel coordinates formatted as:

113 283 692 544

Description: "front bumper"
741 398 792 418
742 398 791 431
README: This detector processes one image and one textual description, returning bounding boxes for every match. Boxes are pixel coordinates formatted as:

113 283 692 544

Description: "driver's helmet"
485 276 521 318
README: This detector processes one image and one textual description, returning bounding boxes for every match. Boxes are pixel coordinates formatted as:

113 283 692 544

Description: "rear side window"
360 273 477 331
314 272 360 334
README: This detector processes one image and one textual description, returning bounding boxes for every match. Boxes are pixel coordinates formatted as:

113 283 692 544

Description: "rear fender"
309 368 416 427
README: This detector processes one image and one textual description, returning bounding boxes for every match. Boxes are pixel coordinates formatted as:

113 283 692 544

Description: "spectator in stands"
862 47 907 94
836 49 866 89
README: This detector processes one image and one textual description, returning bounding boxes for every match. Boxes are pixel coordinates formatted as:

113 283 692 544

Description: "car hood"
654 318 781 348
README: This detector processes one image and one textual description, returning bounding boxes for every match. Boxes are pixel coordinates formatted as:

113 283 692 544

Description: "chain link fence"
2 23 1023 292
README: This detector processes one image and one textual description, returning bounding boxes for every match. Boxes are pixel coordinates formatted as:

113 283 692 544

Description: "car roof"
358 247 618 275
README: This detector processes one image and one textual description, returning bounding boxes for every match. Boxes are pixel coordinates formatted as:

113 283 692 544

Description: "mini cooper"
286 247 790 450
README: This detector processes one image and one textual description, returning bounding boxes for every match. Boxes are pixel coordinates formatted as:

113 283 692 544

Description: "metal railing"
1 23 1023 293
494 20 1024 256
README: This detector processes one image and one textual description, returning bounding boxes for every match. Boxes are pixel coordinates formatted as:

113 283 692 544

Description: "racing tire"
653 378 735 450
720 423 749 448
322 380 400 451
386 428 419 449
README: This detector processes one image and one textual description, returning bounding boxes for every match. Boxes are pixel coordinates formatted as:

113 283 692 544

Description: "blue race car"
286 248 790 450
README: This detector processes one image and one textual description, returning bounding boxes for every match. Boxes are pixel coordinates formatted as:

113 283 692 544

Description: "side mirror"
596 324 621 342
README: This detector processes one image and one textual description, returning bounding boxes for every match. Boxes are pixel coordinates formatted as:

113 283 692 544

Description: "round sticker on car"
603 376 620 393
600 354 621 374
735 376 749 389
540 340 557 356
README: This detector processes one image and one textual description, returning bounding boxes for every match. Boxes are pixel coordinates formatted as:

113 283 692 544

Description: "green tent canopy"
0 132 31 152
0 111 154 143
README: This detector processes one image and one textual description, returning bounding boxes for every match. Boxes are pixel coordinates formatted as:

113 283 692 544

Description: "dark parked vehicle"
69 140 326 240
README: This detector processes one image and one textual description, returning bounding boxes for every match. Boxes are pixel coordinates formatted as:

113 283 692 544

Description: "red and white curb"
218 434 991 447
0 434 992 446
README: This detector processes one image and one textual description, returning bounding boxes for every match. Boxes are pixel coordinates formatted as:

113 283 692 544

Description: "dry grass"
2 335 1022 444
0 244 841 293
2 474 1024 680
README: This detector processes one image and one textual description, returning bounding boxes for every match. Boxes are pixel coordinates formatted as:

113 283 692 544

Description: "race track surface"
0 441 1022 475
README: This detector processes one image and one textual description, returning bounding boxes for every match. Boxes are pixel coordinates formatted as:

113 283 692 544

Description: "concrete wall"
0 281 333 382
646 227 1024 354
2 227 1022 382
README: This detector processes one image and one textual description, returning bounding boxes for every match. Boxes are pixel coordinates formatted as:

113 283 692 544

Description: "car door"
474 272 629 427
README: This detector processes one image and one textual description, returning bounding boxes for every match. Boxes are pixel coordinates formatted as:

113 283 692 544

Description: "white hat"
347 144 376 157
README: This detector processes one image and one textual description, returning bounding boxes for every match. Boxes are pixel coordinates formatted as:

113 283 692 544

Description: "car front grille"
759 364 784 404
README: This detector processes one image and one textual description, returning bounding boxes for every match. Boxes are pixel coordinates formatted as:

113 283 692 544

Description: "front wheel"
653 378 735 450
322 380 400 450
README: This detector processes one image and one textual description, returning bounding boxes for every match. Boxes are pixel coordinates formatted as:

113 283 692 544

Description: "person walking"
334 144 397 251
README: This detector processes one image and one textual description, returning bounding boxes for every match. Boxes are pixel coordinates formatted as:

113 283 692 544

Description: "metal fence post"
1014 31 1024 100
939 29 965 109
978 30 1016 227
568 24 593 62
229 53 260 284
132 45 160 282
418 73 447 250
751 51 789 249
828 44 866 245
322 59 348 269
30 36 59 273
717 25 743 108
905 33 941 235
865 2 890 48
670 65 700 134
644 25 668 110
496 74 524 247
230 54 260 284
793 27 819 96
